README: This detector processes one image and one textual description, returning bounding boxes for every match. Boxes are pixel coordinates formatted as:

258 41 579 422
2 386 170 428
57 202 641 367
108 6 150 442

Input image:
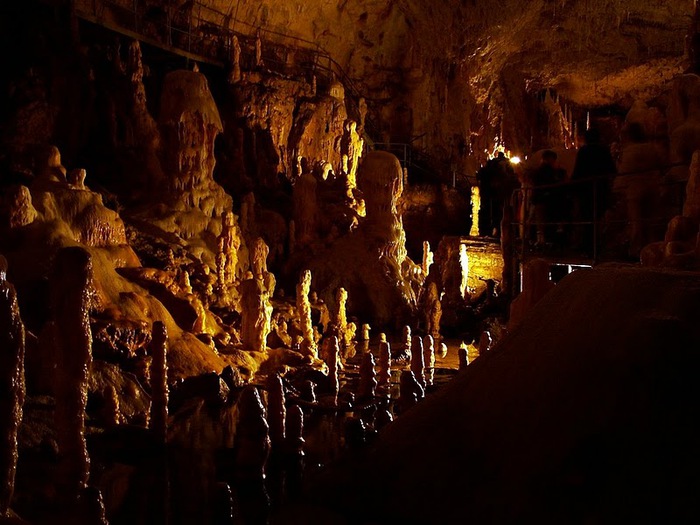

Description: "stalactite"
51 247 94 501
0 261 25 518
150 321 169 443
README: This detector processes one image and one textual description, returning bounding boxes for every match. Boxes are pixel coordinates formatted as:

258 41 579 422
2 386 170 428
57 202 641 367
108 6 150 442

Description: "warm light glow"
510 156 521 165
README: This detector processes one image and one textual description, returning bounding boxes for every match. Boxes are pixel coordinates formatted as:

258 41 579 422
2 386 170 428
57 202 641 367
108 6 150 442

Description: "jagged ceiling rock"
203 0 690 107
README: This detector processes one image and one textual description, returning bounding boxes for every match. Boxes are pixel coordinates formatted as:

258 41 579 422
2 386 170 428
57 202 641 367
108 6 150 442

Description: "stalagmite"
422 241 434 275
471 186 481 237
235 386 271 481
411 336 426 388
51 247 94 501
255 29 262 67
458 343 470 371
219 211 240 286
397 371 424 414
393 325 412 360
358 352 377 402
240 274 272 353
296 270 317 359
150 321 169 443
421 281 442 338
377 341 391 389
334 287 348 337
423 335 436 388
229 35 242 84
438 342 448 359
360 323 371 341
0 261 25 518
266 373 286 452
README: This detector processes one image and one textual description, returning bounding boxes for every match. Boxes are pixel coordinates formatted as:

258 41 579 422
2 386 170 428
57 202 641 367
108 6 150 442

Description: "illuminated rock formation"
285 404 305 458
397 371 424 414
0 263 25 519
296 270 317 359
325 336 341 405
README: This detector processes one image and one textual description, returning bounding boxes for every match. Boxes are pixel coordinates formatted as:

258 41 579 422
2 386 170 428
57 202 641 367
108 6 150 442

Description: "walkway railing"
507 164 688 264
373 142 455 186
74 0 378 136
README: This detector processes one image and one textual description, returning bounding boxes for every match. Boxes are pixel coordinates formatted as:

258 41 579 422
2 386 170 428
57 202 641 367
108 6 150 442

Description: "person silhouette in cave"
477 151 516 237
571 128 616 254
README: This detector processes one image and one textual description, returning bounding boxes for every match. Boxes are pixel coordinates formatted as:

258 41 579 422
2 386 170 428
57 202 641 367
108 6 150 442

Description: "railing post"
593 176 598 263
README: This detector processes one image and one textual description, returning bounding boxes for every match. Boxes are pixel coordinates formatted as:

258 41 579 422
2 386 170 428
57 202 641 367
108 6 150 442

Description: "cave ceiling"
201 0 691 107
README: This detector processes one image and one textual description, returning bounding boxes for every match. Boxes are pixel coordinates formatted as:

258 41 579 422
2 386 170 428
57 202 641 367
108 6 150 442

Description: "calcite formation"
266 373 286 452
410 336 426 389
358 352 377 402
296 270 317 359
422 335 435 388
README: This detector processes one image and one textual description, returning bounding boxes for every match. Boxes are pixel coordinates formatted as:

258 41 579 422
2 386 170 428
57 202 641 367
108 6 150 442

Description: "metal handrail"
509 164 689 264
75 0 377 134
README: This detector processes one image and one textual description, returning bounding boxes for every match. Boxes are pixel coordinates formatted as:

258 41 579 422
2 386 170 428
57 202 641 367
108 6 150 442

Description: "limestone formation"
0 268 25 518
296 270 317 359
393 325 412 361
235 386 270 481
229 35 242 84
240 274 273 354
360 323 371 341
478 331 493 354
358 352 378 402
422 241 434 276
458 343 470 371
334 287 349 339
1 185 37 229
266 373 286 452
51 247 95 501
438 342 448 359
423 335 436 387
67 168 87 189
420 281 442 338
150 321 169 443
410 336 426 388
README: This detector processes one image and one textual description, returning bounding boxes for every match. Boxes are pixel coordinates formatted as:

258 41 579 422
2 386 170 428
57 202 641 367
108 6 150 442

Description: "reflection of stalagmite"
423 335 435 387
150 321 169 443
397 371 424 414
325 336 341 404
266 373 285 452
51 247 94 501
235 386 270 481
377 340 391 389
285 405 305 458
358 352 377 402
0 261 25 518
411 336 425 388
296 270 317 359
